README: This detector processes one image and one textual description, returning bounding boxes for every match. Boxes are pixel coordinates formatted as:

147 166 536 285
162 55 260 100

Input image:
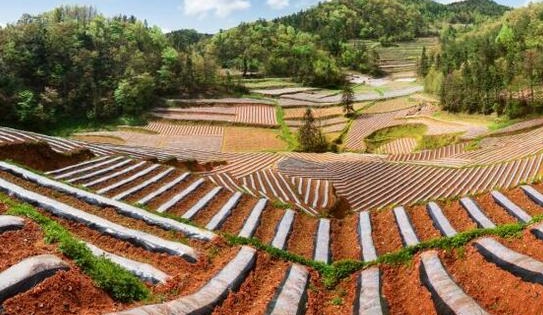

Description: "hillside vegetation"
0 6 233 132
275 0 510 44
425 3 543 118
0 0 516 133
209 0 509 86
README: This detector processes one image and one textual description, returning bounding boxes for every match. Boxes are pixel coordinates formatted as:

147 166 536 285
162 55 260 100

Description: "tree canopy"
297 108 329 153
275 0 510 45
424 3 543 118
0 6 222 131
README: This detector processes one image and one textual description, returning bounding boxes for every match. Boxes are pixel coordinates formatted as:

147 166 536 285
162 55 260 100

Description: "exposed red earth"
2 123 543 314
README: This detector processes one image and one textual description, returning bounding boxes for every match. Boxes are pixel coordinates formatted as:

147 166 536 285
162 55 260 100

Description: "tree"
341 84 355 116
418 46 430 77
114 73 155 116
16 89 51 128
297 108 328 153
428 4 543 117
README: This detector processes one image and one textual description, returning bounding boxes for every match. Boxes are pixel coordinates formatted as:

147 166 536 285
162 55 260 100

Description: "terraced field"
345 108 414 151
143 121 224 136
222 127 287 152
345 107 488 152
374 138 418 154
75 130 225 152
280 154 543 211
284 106 349 120
359 37 439 77
279 86 425 106
4 125 543 314
152 104 277 127
362 97 420 114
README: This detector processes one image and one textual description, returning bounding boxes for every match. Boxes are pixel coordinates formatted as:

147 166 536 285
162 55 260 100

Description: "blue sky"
0 0 523 34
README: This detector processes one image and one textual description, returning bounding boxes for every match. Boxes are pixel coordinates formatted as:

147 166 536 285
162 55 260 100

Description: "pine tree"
418 46 429 77
297 108 328 153
341 83 355 117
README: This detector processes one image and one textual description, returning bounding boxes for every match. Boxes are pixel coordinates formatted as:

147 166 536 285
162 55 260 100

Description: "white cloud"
267 0 289 9
183 0 251 18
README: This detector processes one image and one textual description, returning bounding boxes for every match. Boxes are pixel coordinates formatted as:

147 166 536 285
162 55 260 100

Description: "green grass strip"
0 194 150 302
326 216 543 287
276 105 299 150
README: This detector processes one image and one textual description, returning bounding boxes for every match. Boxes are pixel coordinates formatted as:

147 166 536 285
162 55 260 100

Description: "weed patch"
416 133 460 151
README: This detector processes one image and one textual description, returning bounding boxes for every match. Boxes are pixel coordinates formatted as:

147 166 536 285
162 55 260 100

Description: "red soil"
190 189 234 226
500 230 543 267
306 270 326 315
330 214 361 261
322 273 358 314
382 260 437 315
34 206 241 304
503 188 543 217
102 167 166 199
473 194 516 225
79 161 145 189
405 205 441 242
3 270 117 315
145 174 197 209
0 221 55 270
439 200 477 232
212 253 289 315
35 209 195 275
371 209 403 256
286 214 318 259
124 170 186 204
0 203 117 315
532 183 543 197
441 245 543 315
219 196 258 235
0 142 93 172
163 182 216 218
0 171 196 244
149 243 241 301
254 208 287 244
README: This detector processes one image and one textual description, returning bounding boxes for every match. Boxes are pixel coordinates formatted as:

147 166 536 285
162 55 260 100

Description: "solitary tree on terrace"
298 108 328 153
341 83 355 117
418 46 430 77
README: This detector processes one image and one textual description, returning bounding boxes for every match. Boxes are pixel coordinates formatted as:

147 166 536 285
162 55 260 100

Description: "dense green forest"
210 0 509 83
208 20 378 87
275 0 510 45
0 6 228 131
425 3 543 118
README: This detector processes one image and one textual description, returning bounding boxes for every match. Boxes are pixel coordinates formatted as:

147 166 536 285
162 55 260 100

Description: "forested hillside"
275 0 510 44
425 3 543 118
0 6 226 131
208 21 378 87
208 0 509 86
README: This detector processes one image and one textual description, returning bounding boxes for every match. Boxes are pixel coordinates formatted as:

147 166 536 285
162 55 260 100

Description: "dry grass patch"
222 127 288 152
